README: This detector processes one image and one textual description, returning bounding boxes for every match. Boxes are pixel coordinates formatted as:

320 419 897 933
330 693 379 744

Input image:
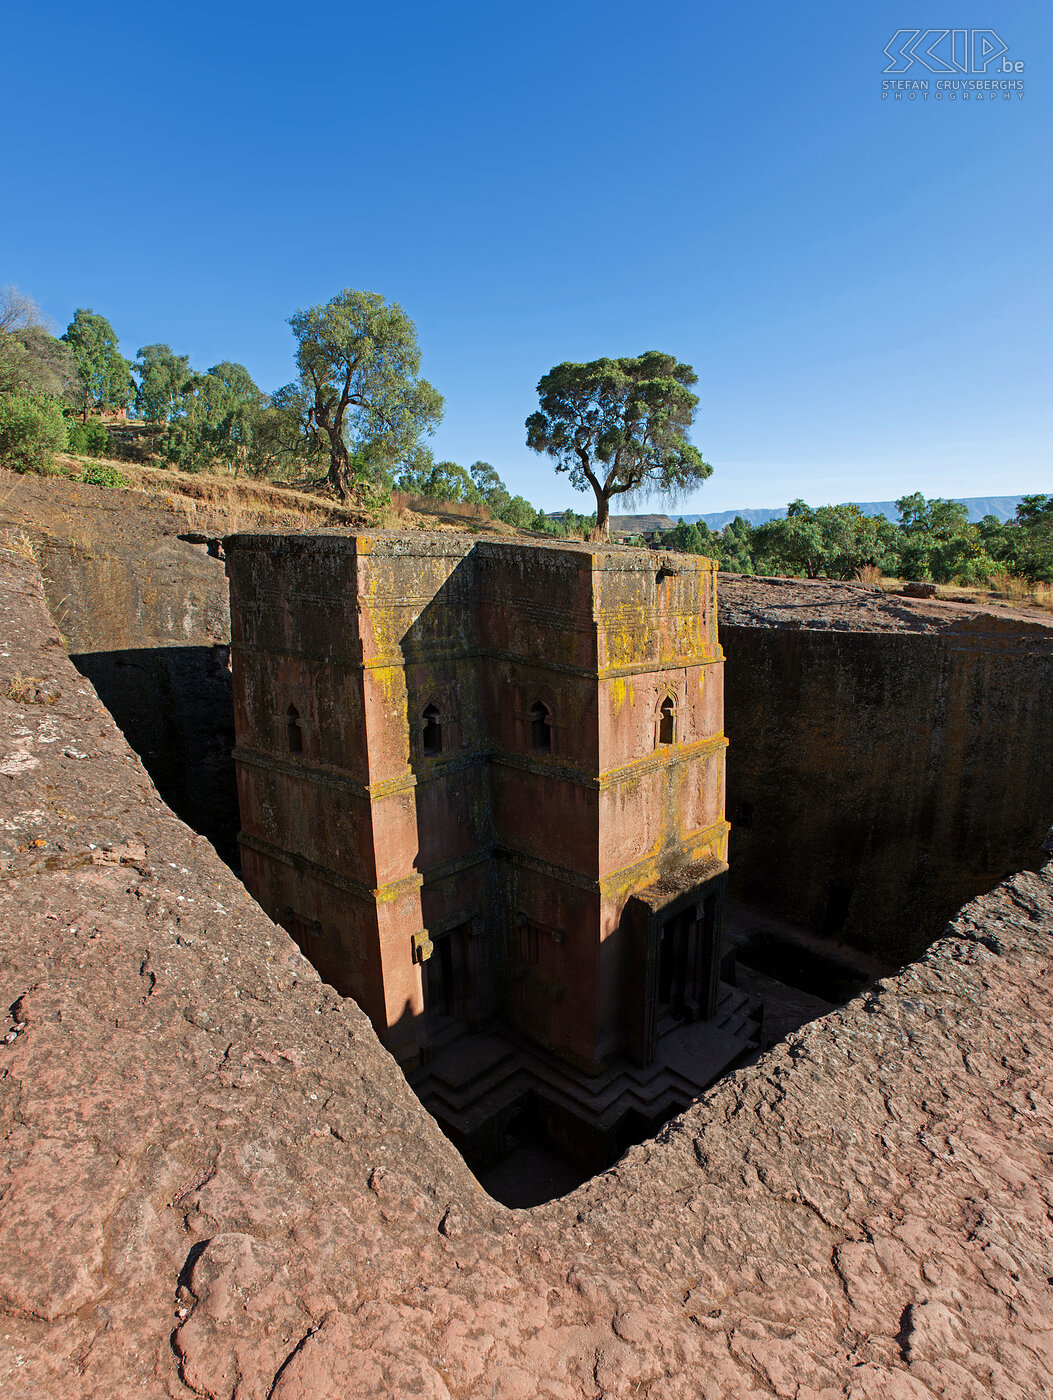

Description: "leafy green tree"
0 393 66 472
661 517 717 556
62 309 133 420
469 461 510 513
1011 495 1053 582
499 495 538 529
198 361 266 475
134 344 192 425
423 460 478 501
285 288 443 500
247 402 306 479
144 359 267 475
0 289 75 471
754 502 900 580
394 455 516 512
393 452 478 503
978 513 1012 565
156 373 211 471
393 444 435 495
0 288 76 403
894 494 986 582
716 516 755 574
753 501 822 576
525 351 712 539
561 508 595 537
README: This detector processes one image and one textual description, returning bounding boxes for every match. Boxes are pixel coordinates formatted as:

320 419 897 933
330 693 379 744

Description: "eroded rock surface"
3 550 1053 1398
718 572 1053 637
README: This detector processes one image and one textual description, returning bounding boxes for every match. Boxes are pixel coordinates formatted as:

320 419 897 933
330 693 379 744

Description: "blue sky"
2 1 1049 513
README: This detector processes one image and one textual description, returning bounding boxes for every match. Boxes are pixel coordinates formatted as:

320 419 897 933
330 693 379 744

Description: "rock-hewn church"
225 533 759 1167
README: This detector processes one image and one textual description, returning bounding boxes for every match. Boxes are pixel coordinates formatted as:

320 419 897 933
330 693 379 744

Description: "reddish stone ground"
3 548 1053 1398
718 572 1053 638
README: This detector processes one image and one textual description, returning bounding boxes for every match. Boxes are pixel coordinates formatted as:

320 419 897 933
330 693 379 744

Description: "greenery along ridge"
658 495 1053 586
0 282 1048 581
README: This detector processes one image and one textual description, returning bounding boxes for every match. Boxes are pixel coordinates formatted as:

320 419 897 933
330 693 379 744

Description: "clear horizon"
2 1 1048 514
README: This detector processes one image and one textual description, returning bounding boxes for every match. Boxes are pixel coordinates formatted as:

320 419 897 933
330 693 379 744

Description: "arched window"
530 701 551 753
422 703 443 757
658 696 675 747
287 705 303 755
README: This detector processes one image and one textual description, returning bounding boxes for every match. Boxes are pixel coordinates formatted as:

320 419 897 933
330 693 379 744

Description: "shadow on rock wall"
71 645 239 868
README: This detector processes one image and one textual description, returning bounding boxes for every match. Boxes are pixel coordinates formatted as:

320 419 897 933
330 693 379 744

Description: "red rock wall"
5 547 1053 1400
723 619 1053 960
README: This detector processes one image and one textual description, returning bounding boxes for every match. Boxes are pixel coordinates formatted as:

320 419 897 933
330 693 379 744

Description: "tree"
393 444 435 495
134 344 192 425
469 461 510 513
0 393 66 472
154 361 266 475
198 361 266 475
499 495 538 529
717 517 755 574
0 285 40 336
285 288 443 500
62 309 133 420
525 351 712 539
661 518 717 556
0 288 75 471
752 501 900 580
0 288 76 403
1011 495 1053 582
894 494 983 582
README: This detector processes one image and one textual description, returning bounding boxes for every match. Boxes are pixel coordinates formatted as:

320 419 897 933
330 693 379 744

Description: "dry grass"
5 674 58 704
856 571 1053 615
16 455 531 546
384 491 522 536
984 572 1053 612
52 454 369 535
989 570 1031 604
0 528 40 563
397 493 493 522
853 564 884 587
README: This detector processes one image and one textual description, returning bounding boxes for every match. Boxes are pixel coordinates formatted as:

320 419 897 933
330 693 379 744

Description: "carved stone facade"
225 535 744 1157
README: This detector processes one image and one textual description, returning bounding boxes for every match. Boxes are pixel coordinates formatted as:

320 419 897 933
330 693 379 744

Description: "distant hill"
670 496 1030 531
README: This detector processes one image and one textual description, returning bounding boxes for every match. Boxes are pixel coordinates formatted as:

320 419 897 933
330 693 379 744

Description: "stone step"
410 980 765 1143
418 1057 527 1116
416 1034 517 1093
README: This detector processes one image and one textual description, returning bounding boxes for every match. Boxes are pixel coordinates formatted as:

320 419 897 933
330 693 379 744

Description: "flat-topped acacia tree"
525 352 712 540
286 289 443 501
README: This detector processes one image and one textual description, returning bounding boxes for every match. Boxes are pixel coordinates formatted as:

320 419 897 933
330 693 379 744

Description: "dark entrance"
625 866 727 1065
424 922 471 1028
657 891 720 1020
657 907 691 1015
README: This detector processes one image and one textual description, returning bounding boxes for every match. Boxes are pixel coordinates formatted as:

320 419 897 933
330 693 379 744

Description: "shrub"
80 461 127 489
953 552 997 587
66 419 110 457
0 393 66 472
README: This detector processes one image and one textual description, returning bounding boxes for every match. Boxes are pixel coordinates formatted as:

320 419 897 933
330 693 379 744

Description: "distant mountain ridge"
672 496 1029 530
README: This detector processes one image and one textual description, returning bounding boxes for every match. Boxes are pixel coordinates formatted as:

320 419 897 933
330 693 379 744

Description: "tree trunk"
327 437 352 501
590 488 610 542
